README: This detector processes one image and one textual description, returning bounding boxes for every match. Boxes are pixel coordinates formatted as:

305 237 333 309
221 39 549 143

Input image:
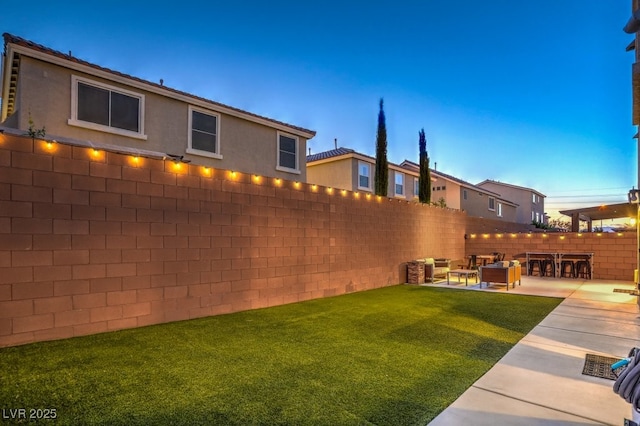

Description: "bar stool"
575 260 591 279
528 259 543 276
560 260 575 278
542 257 555 277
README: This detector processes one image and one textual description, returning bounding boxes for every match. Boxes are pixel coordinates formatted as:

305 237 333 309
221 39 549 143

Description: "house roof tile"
306 147 355 162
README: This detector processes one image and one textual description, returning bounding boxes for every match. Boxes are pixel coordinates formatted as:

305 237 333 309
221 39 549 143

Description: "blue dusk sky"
1 1 637 221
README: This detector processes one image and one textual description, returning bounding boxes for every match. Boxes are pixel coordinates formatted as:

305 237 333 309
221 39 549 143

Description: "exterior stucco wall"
10 57 308 182
461 187 517 222
307 158 354 191
431 176 459 209
478 181 544 224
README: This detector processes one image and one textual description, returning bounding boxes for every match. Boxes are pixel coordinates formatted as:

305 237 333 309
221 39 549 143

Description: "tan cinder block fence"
1 134 469 347
465 231 637 281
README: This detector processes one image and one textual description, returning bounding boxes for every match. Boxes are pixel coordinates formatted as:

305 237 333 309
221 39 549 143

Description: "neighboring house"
306 146 518 222
400 160 518 222
476 180 546 225
0 33 315 180
306 147 427 201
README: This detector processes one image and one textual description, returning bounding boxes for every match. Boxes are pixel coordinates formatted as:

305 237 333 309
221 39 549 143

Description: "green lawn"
0 286 562 425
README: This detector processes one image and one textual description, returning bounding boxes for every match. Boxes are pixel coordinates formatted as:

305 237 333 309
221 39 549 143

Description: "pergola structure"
560 202 637 232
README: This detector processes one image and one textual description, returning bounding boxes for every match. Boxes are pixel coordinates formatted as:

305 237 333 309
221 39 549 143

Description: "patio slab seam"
470 384 610 425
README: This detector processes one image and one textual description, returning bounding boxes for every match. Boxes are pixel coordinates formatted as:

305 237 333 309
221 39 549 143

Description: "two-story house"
399 160 518 222
306 146 518 222
476 180 546 225
1 33 315 180
306 147 428 201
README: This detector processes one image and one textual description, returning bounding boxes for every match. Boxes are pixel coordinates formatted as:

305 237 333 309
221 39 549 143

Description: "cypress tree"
374 98 388 196
418 128 431 204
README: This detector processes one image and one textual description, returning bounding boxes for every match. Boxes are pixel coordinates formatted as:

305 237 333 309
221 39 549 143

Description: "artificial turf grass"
0 285 562 425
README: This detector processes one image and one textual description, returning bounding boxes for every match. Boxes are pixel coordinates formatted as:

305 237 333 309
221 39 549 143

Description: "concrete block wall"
465 231 637 281
0 134 466 347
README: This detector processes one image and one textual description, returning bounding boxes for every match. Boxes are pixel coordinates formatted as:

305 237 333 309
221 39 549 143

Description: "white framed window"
532 193 538 204
413 177 419 198
535 212 540 222
68 75 146 139
358 161 372 191
186 106 222 159
497 202 502 217
394 172 404 196
276 132 300 174
488 197 495 211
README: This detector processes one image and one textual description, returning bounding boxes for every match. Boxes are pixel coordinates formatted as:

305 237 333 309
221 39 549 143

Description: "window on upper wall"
358 161 371 190
463 189 468 200
187 106 222 159
413 177 419 198
277 132 300 174
497 202 502 217
395 172 404 196
488 197 496 211
69 75 146 139
532 193 537 203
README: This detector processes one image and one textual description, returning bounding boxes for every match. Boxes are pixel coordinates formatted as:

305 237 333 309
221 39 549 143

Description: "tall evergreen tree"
374 98 388 196
418 128 431 204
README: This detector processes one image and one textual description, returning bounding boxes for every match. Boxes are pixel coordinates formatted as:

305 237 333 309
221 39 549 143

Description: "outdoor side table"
447 269 478 286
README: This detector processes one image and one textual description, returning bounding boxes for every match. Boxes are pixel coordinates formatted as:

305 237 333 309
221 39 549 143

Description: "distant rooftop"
306 147 355 163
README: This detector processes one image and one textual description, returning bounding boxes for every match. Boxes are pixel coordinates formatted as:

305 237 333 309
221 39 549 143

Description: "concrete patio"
427 276 640 425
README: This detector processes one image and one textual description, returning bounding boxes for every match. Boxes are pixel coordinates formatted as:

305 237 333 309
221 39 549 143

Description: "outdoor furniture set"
526 252 593 279
408 255 521 291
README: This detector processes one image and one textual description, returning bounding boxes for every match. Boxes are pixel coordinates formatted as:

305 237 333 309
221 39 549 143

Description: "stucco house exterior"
306 147 428 201
476 179 546 225
1 33 315 180
399 160 518 222
306 146 518 222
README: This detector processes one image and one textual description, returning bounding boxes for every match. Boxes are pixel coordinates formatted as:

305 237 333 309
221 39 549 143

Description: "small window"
532 193 537 204
187 106 222 159
463 189 467 200
488 197 496 211
441 185 446 190
413 177 419 198
358 161 371 190
395 172 404 196
535 212 540 222
532 211 535 221
497 202 502 217
277 132 300 174
69 76 146 139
